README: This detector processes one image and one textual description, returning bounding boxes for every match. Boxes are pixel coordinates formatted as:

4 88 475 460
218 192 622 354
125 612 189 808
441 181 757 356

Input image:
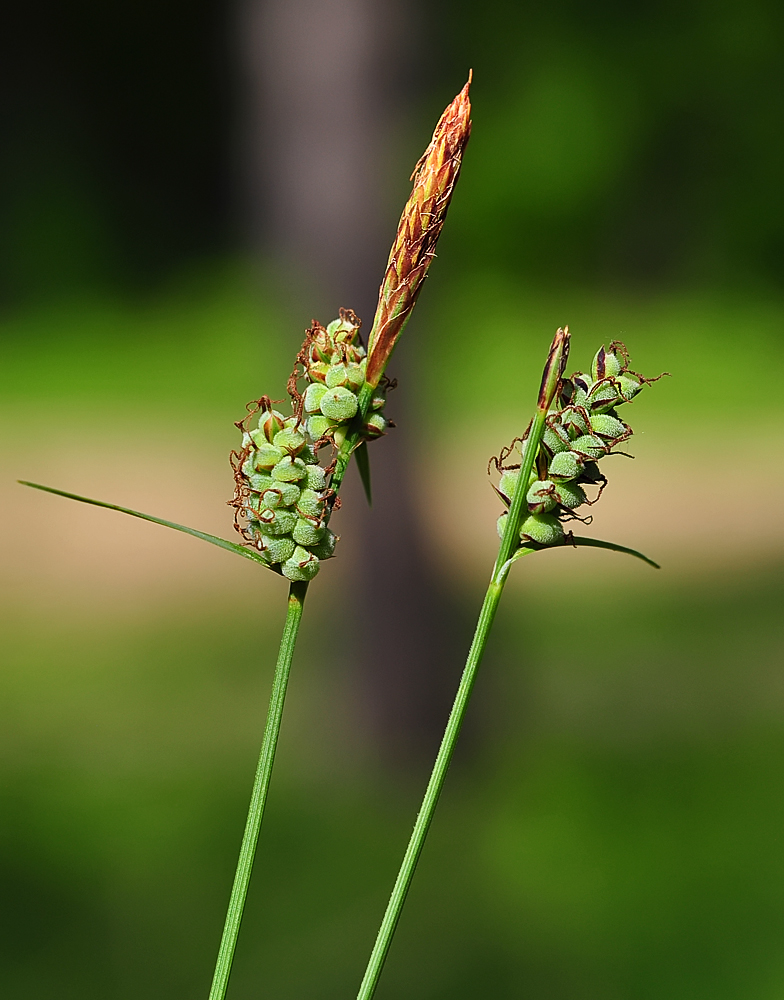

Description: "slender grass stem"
208 580 308 1000
354 330 569 999
355 575 504 1000
331 383 376 494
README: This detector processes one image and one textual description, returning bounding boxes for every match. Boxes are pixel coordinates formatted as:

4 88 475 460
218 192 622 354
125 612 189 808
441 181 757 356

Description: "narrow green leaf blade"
568 535 660 568
503 535 660 577
354 441 372 506
18 480 270 567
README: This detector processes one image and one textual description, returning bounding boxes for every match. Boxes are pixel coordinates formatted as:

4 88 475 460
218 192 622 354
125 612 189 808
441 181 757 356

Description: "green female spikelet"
493 339 666 549
290 309 390 447
230 311 393 580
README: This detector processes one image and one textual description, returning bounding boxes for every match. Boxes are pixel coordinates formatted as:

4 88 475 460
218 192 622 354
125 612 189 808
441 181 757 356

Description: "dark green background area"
2 1 784 998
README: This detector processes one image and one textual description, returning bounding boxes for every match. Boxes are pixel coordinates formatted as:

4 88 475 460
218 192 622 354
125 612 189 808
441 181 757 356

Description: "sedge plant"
354 329 667 999
20 77 472 998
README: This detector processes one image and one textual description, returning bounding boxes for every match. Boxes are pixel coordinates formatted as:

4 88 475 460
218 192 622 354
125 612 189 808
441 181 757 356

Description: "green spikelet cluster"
496 341 664 547
295 309 389 445
233 405 335 581
230 310 391 580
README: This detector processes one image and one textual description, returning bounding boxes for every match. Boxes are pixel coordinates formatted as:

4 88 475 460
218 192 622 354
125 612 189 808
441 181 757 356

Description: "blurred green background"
2 1 784 997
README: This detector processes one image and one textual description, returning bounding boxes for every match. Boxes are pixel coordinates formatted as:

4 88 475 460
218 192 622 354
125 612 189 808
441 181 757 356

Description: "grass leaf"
18 481 271 567
568 535 660 568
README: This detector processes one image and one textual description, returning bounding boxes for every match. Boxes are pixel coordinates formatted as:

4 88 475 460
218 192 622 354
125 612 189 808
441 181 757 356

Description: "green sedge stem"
495 407 546 572
208 580 308 1000
355 575 505 1000
354 330 568 999
331 382 375 493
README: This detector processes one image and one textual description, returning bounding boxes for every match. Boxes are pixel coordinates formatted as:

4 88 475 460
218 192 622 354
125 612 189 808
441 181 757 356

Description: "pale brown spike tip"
365 77 473 386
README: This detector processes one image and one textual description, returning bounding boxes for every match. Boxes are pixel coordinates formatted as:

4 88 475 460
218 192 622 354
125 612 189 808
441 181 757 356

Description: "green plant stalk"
355 330 569 1000
208 580 308 1000
332 383 376 491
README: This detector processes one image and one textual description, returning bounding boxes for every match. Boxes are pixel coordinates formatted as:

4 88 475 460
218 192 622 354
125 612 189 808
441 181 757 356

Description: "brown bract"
365 74 472 388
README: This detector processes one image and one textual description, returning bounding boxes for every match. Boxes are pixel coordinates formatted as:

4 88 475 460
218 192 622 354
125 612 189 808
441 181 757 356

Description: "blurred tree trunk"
236 0 461 764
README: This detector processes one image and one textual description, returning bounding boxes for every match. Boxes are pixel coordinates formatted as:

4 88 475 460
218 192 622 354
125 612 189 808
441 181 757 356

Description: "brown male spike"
365 73 472 388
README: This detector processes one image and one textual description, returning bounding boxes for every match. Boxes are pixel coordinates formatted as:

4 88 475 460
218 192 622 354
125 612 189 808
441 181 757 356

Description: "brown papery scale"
364 75 472 388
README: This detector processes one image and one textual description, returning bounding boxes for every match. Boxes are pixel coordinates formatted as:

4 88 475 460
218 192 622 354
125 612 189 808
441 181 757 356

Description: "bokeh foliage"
2 1 784 998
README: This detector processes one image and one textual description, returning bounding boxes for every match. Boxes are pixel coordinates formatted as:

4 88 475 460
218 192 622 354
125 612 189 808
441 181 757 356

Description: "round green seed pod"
570 434 606 460
300 444 319 464
591 345 624 381
303 383 328 413
258 533 296 564
292 517 325 546
306 414 335 440
325 364 348 388
548 450 584 482
308 362 330 384
589 413 627 439
257 409 286 443
587 379 622 412
309 528 337 560
261 481 300 509
246 493 264 516
282 546 320 581
248 472 274 492
304 464 327 490
271 456 307 482
253 443 284 470
297 488 326 519
364 412 387 438
345 363 364 391
371 392 386 411
543 423 570 454
273 427 306 455
519 513 564 545
330 314 359 339
560 406 591 439
498 468 538 502
498 469 519 501
554 481 587 509
259 508 297 535
320 386 358 421
617 373 642 401
496 512 508 540
526 479 558 514
258 488 283 511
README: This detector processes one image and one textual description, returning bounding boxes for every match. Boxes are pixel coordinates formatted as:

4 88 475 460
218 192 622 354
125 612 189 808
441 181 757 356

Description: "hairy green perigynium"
354 330 663 1000
492 340 665 550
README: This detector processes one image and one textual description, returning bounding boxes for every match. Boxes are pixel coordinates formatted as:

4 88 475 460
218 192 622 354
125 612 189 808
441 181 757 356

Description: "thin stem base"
355 578 504 1000
208 580 308 1000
